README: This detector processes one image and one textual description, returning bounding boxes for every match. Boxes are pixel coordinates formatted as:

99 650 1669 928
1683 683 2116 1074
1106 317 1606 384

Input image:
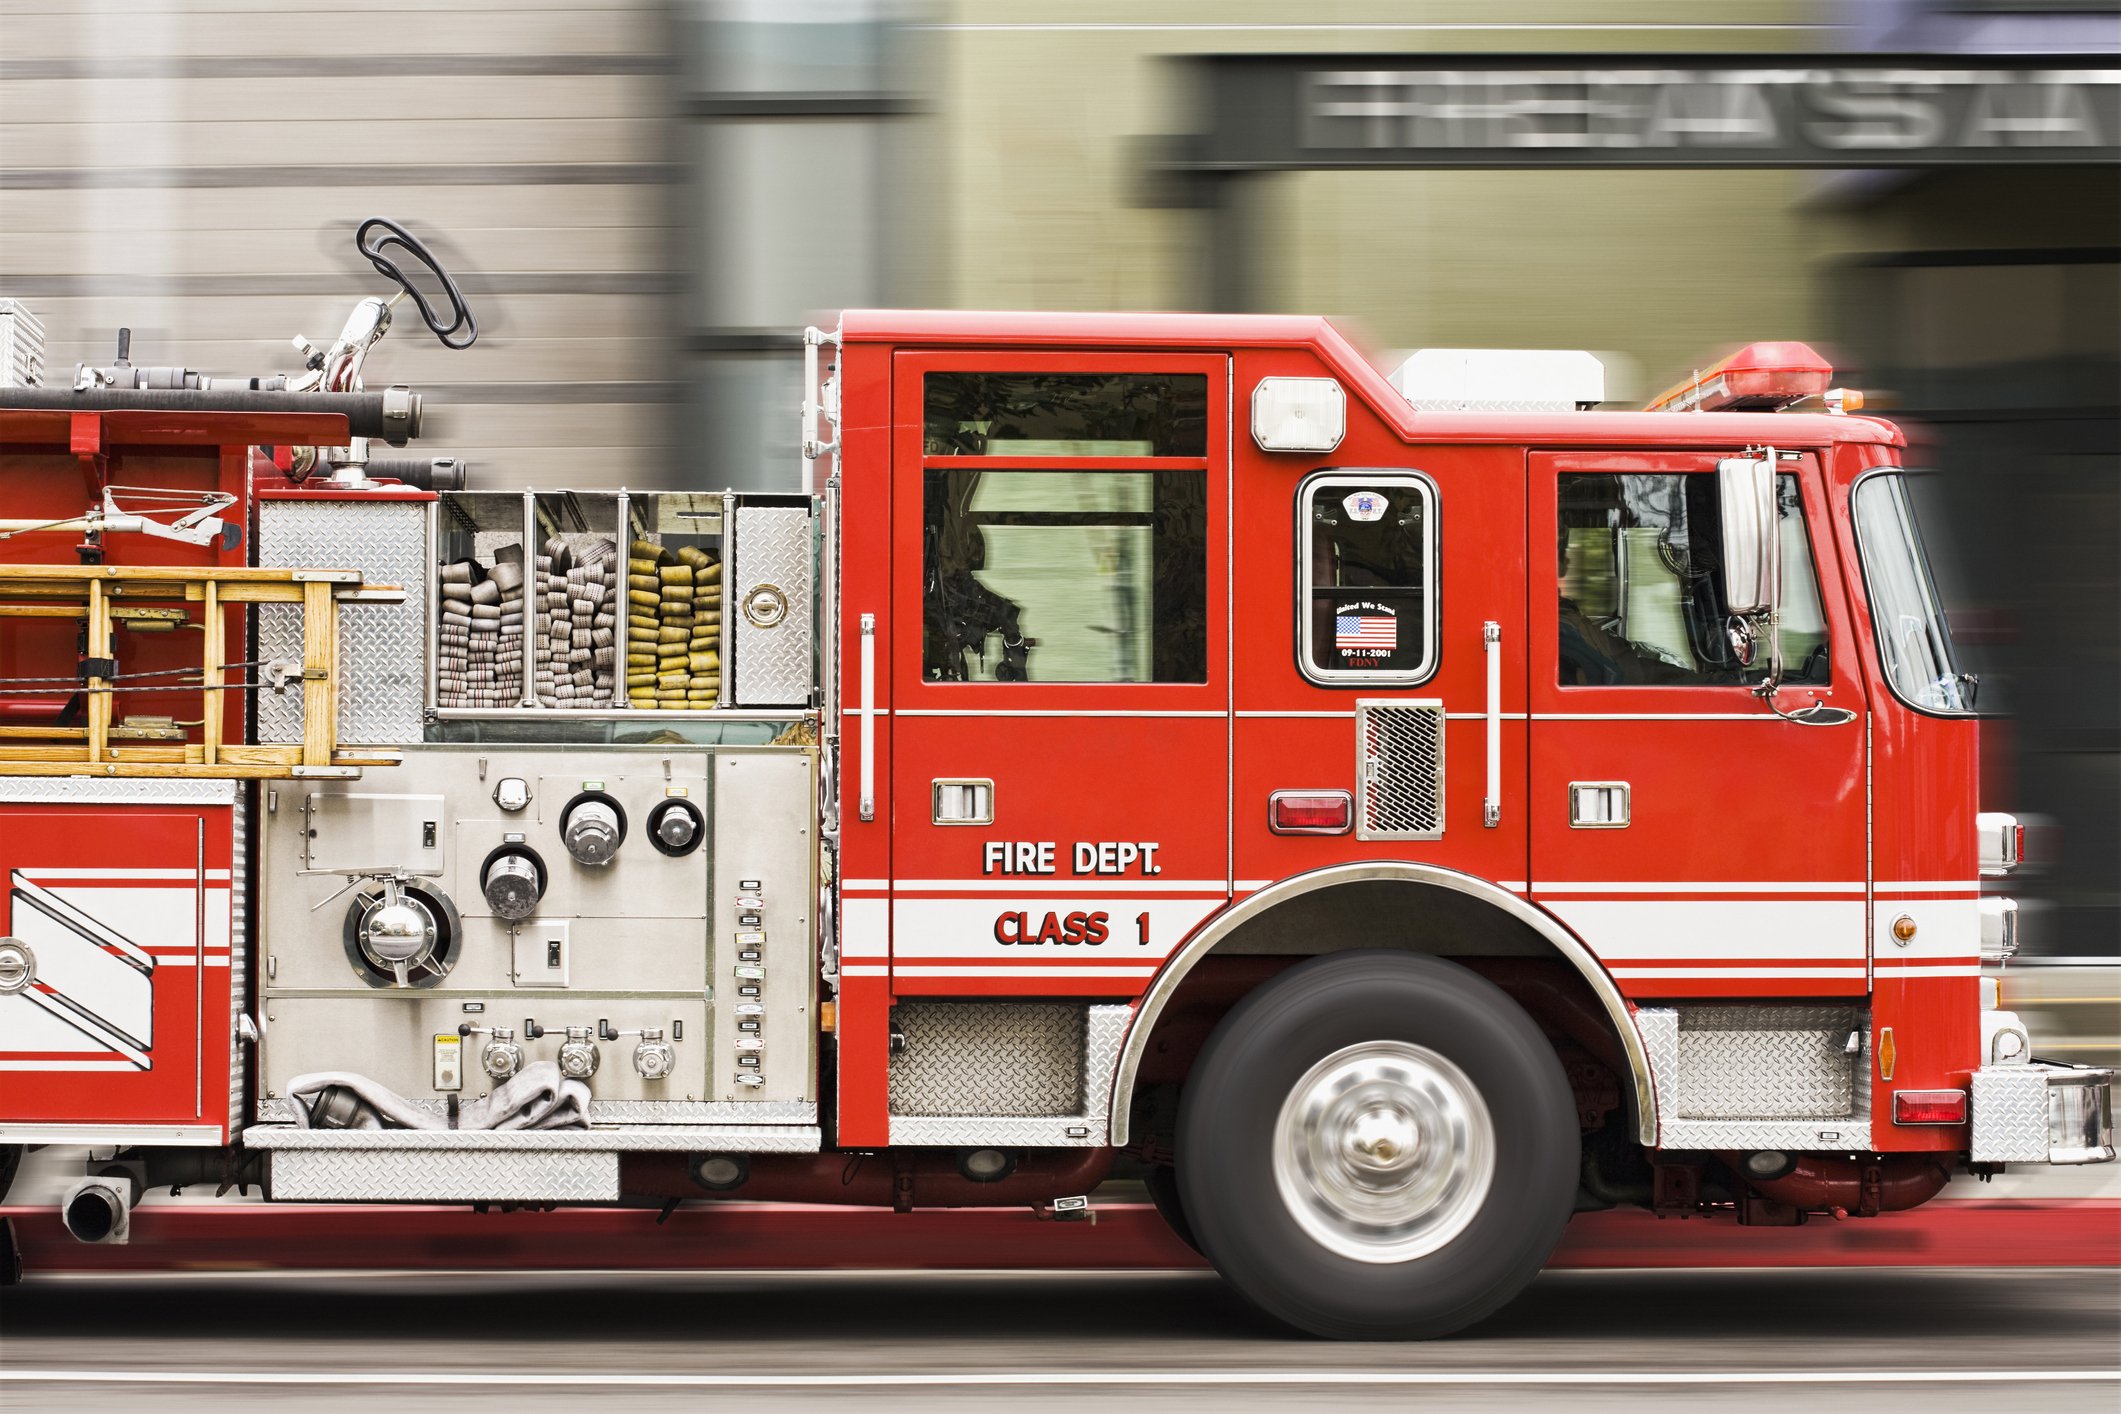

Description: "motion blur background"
2 1 2115 1029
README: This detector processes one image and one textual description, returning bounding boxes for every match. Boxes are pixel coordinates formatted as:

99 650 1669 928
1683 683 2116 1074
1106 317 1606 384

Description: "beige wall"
925 1 1842 396
4 0 1864 490
0 0 680 486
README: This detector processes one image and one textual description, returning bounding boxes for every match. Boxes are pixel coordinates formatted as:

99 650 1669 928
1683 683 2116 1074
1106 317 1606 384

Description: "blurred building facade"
3 0 2115 957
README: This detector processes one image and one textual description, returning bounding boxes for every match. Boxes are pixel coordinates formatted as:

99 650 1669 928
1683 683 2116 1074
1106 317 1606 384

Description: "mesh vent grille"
1357 701 1445 839
888 1003 1086 1117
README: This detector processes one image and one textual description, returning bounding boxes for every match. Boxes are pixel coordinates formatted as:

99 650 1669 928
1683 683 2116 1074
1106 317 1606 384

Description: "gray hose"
0 386 422 445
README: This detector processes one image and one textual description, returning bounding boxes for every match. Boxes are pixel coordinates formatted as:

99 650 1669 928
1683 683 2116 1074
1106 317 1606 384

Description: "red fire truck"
0 224 2109 1339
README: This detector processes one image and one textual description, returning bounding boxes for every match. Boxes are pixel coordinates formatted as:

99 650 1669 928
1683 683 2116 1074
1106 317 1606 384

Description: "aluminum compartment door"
883 350 1234 999
1526 450 1872 1000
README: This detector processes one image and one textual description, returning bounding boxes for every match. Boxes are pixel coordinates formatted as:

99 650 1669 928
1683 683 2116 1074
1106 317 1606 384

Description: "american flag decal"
1335 613 1397 652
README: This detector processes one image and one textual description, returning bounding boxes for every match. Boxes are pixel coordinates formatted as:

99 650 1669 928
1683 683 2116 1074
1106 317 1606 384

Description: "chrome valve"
633 1028 675 1081
557 1026 600 1080
480 1026 524 1081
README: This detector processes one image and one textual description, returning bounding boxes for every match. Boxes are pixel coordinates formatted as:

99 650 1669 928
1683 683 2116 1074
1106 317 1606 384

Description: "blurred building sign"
1174 56 2121 169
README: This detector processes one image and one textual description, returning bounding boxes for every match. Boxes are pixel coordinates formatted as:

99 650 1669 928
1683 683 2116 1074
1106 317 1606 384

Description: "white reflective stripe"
840 964 890 977
840 899 888 960
893 709 1225 718
1589 939 1868 960
1537 881 1865 894
879 879 1226 894
1875 882 1982 893
0 1059 141 1070
1873 965 1983 977
1552 899 1867 969
1609 967 1867 979
18 868 230 880
892 966 1158 978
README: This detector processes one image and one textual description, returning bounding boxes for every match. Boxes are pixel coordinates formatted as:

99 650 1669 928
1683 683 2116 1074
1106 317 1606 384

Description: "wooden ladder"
0 563 402 779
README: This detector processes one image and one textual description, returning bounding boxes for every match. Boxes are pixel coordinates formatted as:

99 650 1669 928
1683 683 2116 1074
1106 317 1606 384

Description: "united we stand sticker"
1334 599 1399 662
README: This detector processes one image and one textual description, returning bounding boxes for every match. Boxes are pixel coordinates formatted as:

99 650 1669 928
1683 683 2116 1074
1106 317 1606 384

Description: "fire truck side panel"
0 792 234 1142
1826 444 1983 1153
880 349 1234 1003
1526 448 1873 1001
1227 407 1530 899
832 336 897 1147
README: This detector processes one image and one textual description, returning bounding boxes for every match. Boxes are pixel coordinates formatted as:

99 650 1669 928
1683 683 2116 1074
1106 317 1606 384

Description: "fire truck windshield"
1852 471 1976 715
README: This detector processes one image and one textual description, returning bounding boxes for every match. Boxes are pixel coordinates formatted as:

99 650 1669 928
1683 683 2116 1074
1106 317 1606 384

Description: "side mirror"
1717 454 1778 617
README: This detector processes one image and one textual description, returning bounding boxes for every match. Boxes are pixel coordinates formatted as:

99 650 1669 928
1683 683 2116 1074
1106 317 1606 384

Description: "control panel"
711 751 815 1105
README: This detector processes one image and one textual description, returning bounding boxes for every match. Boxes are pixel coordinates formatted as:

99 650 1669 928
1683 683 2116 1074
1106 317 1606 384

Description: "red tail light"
1892 1089 1970 1126
1269 791 1352 835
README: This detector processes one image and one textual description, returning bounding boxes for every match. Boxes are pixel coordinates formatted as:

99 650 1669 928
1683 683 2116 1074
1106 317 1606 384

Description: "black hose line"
0 387 423 445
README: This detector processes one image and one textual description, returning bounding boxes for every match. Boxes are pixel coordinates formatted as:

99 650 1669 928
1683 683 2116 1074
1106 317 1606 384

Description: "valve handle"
355 217 478 350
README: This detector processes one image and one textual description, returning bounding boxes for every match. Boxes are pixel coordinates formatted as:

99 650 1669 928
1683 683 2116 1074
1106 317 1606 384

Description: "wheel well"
1111 870 1654 1148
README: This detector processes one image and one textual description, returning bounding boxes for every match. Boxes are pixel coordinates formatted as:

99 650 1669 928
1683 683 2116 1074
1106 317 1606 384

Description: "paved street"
5 1267 2118 1412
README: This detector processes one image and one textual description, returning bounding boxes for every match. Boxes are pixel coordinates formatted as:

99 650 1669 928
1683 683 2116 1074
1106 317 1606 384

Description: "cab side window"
1298 471 1436 686
1557 472 1829 688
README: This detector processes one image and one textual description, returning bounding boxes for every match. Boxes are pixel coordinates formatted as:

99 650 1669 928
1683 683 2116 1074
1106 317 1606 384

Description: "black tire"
1176 951 1576 1339
1143 1164 1201 1254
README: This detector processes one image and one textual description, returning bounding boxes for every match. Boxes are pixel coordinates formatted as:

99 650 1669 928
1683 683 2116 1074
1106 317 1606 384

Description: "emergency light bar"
1644 341 1833 414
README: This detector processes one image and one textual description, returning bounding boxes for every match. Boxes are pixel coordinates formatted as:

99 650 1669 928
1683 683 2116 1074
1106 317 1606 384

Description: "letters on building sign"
1299 68 2114 158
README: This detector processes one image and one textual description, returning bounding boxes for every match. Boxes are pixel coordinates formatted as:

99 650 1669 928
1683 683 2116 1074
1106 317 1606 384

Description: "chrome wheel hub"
1272 1040 1496 1263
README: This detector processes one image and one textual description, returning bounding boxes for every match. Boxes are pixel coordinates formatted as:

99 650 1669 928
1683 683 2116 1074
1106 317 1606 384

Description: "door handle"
1570 782 1631 828
858 612 875 822
933 779 994 825
1483 620 1501 829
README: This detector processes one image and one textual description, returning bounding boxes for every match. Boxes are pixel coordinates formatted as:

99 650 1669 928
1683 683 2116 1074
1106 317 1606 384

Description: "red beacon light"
1644 341 1836 413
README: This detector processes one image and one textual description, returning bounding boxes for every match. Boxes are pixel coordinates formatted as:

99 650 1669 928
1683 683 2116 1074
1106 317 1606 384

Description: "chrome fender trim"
1107 862 1656 1147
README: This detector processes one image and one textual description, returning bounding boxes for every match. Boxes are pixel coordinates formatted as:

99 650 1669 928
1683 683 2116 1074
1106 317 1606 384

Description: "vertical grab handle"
1483 620 1501 829
858 612 876 822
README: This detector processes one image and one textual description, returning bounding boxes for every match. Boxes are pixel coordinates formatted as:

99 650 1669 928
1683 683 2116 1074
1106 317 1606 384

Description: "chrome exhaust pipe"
60 1174 137 1245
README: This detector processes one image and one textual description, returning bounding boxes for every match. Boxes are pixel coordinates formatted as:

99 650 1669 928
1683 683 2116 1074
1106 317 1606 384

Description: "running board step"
243 1123 819 1203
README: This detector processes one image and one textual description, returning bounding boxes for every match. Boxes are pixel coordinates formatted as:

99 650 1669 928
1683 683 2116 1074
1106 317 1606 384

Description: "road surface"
4 1267 2117 1412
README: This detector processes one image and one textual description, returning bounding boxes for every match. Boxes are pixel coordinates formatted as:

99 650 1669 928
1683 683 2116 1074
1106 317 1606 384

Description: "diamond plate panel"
0 778 236 806
267 1146 619 1202
244 1123 819 1153
889 1116 1105 1147
256 499 429 745
1356 700 1444 839
732 504 814 706
1970 1065 2052 1164
1677 1006 1860 1119
890 1003 1085 1117
1642 1006 1873 1151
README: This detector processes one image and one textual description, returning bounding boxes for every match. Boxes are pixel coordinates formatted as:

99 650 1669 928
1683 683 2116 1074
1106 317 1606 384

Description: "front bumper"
1969 1062 2116 1165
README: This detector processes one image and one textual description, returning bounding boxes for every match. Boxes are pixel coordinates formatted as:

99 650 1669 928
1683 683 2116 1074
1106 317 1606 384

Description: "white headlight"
1251 377 1346 453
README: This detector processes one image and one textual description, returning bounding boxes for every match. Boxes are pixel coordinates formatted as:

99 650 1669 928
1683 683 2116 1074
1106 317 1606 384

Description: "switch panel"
514 921 570 988
712 752 815 1104
433 1033 463 1092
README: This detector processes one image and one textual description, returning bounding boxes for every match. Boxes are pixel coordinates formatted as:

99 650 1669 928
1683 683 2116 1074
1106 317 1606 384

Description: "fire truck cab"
0 268 2110 1338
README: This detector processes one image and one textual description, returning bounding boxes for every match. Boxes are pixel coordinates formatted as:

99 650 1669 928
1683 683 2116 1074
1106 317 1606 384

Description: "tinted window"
1557 472 1828 688
924 373 1209 457
1299 473 1436 684
923 468 1207 683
